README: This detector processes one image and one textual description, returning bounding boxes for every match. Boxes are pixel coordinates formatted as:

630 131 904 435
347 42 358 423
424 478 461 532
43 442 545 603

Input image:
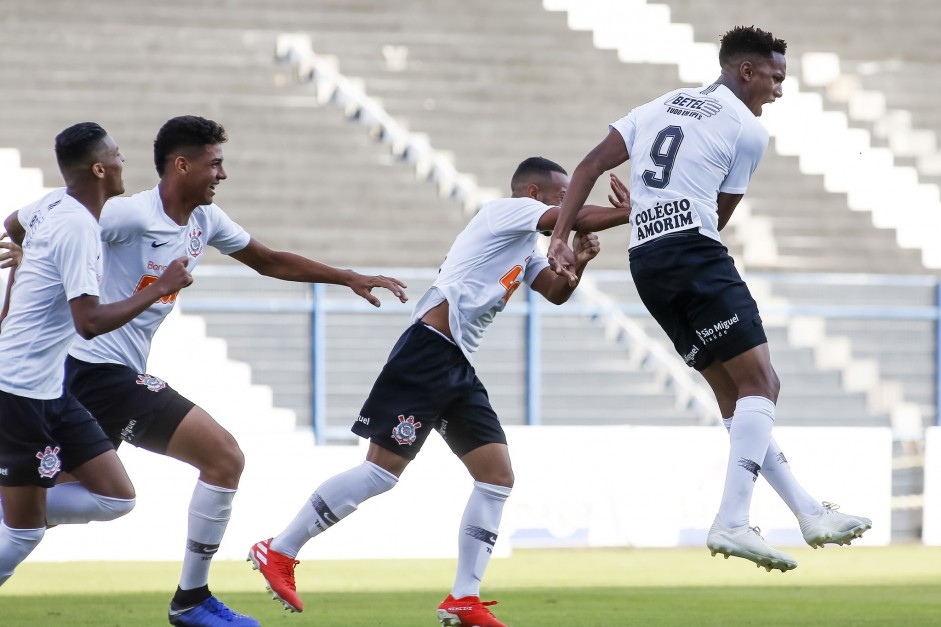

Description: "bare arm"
547 128 630 285
537 172 631 233
0 266 13 326
0 232 22 326
717 192 744 231
229 238 407 307
68 257 193 340
4 211 25 246
530 231 600 305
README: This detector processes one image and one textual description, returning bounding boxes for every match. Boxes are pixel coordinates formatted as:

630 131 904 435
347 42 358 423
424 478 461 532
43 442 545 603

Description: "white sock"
271 461 398 558
43 482 135 524
717 396 775 529
179 481 235 591
0 522 45 586
722 419 822 517
451 481 512 600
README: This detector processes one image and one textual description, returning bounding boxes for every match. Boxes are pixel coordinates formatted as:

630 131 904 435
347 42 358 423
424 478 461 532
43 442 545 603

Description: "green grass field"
2 546 940 626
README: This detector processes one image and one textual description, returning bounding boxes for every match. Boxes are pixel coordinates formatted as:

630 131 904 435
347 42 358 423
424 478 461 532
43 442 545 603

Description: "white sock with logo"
178 481 235 591
717 396 775 529
41 482 135 524
723 419 822 517
451 481 512 600
271 461 398 558
0 522 45 586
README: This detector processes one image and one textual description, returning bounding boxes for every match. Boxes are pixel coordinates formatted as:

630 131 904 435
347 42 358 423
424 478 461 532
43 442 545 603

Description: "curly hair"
153 115 228 175
719 26 787 66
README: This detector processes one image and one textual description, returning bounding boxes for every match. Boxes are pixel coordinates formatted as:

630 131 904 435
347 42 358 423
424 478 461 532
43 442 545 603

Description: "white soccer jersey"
411 197 551 362
0 189 102 399
611 83 768 249
68 186 250 373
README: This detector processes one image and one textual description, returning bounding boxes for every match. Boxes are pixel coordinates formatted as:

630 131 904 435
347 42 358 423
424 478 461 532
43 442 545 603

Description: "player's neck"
65 184 108 222
714 73 745 103
158 181 198 226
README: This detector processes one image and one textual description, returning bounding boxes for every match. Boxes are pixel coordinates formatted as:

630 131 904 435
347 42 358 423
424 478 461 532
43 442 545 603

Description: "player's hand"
608 172 631 214
573 231 600 266
547 237 579 287
348 272 408 307
0 233 22 270
156 257 193 294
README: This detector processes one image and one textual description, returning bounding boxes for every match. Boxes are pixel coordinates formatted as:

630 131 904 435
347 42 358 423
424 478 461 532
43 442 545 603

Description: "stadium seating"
0 0 933 539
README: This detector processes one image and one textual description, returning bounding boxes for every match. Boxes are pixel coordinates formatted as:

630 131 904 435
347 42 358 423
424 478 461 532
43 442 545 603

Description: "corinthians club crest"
136 374 167 392
187 226 204 258
392 414 422 445
36 445 61 479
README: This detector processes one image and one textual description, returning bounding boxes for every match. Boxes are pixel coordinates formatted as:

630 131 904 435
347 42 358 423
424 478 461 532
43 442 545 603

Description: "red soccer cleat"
436 594 507 627
247 538 304 612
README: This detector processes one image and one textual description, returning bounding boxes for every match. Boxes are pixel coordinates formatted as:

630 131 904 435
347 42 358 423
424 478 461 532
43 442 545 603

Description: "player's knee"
201 441 245 486
483 468 514 489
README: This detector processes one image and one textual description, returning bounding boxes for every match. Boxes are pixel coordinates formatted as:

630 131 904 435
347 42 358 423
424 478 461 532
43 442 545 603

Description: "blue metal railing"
180 268 941 442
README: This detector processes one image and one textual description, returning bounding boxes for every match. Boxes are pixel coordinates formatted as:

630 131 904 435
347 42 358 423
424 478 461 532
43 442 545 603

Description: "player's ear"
526 182 539 200
173 154 189 175
91 162 106 180
739 59 754 82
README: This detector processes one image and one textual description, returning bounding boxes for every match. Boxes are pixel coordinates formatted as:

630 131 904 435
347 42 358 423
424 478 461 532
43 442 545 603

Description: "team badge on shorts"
392 415 422 445
36 446 62 479
136 374 167 392
187 227 204 258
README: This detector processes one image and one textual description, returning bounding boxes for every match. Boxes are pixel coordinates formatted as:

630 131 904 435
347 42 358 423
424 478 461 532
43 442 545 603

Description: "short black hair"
153 115 227 175
54 122 108 171
719 26 787 67
510 157 567 194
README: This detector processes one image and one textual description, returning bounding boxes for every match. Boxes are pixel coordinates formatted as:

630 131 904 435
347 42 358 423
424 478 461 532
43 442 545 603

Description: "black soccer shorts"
0 389 113 487
352 322 507 461
629 230 767 371
64 356 195 453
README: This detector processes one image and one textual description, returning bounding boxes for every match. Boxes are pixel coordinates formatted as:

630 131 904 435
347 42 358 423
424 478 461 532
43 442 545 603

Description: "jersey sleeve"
485 199 548 236
99 197 147 245
609 109 638 157
720 122 769 194
522 249 550 286
205 205 251 254
55 216 101 301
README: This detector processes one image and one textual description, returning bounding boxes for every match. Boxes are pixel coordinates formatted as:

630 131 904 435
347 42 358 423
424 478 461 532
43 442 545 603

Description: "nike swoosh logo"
151 241 170 248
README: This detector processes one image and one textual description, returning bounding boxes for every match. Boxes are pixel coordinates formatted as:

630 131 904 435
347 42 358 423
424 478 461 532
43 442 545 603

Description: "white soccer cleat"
798 501 872 549
706 517 797 572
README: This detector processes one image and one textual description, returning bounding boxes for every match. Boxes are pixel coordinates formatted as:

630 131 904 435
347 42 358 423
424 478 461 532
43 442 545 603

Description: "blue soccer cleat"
168 595 260 626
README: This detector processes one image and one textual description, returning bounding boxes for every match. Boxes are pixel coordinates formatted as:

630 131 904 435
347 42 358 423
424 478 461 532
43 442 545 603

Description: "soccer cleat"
706 517 797 573
167 595 260 626
436 594 507 627
247 538 304 612
798 501 873 549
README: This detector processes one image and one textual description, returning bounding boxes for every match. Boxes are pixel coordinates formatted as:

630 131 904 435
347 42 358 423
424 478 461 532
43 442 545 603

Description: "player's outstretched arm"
531 231 600 305
548 129 629 286
229 238 408 307
69 257 193 339
538 173 631 235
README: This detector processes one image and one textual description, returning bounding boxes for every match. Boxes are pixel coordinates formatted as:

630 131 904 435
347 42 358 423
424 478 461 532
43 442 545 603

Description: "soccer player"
59 115 408 627
547 26 871 573
248 157 631 627
0 122 192 586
